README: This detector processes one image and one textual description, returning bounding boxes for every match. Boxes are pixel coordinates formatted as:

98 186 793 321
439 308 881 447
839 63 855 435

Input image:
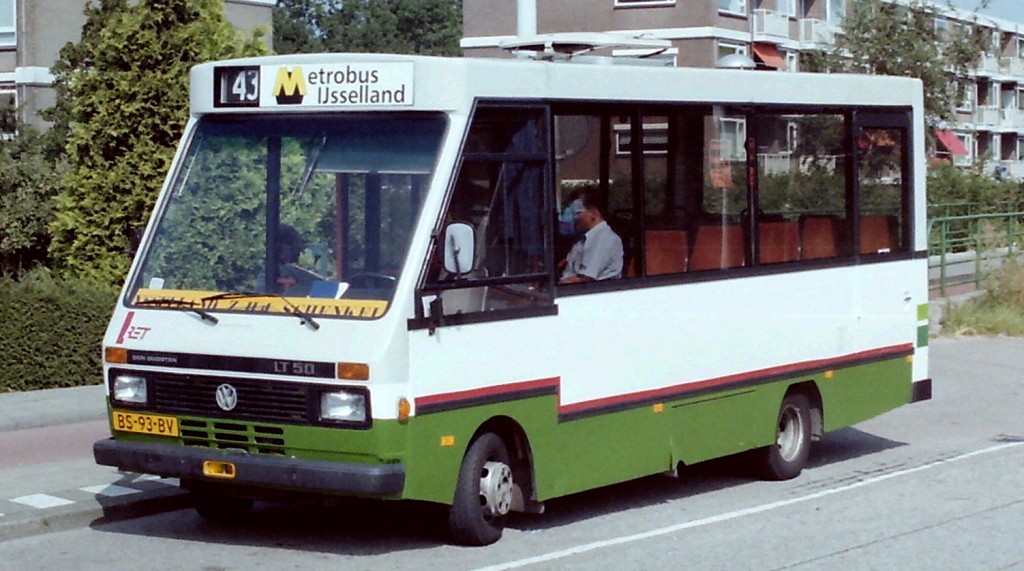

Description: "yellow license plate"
112 410 179 437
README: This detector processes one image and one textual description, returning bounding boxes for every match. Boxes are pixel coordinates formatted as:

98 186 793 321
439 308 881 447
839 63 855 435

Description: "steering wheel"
347 272 397 289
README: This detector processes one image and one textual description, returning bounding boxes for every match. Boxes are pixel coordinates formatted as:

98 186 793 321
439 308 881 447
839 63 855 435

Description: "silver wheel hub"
777 405 804 462
479 461 513 517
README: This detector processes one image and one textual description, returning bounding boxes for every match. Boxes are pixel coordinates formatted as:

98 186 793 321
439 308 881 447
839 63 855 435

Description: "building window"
717 41 749 61
0 0 15 47
0 89 15 138
826 0 845 26
615 123 669 156
719 0 747 16
776 0 796 18
954 133 973 167
785 50 798 72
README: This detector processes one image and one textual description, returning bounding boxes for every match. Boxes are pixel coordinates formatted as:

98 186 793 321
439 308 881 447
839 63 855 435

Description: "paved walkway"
0 384 189 542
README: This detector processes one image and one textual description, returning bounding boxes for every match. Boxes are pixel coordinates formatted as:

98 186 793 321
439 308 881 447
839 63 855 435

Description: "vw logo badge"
215 383 238 411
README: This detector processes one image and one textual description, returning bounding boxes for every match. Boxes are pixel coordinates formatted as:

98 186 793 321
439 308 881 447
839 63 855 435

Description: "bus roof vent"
500 32 673 66
715 53 758 70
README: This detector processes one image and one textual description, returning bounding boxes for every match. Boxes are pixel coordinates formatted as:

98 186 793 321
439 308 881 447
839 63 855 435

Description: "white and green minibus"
94 44 932 545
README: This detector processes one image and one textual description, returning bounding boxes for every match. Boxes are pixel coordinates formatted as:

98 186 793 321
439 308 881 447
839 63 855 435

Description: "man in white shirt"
559 191 623 284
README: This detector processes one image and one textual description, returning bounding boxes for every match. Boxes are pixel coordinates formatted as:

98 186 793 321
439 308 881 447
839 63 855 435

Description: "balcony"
799 19 836 49
1002 57 1024 78
754 10 791 42
1007 161 1024 181
1000 108 1024 130
976 54 1000 76
975 106 1000 127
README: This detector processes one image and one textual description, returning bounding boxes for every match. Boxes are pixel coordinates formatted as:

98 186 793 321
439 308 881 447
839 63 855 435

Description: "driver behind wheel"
254 224 322 296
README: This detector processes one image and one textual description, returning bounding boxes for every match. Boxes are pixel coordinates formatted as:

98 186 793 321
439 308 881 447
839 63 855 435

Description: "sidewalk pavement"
0 384 108 431
0 384 191 542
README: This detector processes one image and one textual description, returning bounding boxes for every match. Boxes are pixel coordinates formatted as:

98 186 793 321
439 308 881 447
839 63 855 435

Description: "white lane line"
10 494 76 509
473 442 1024 571
80 484 143 497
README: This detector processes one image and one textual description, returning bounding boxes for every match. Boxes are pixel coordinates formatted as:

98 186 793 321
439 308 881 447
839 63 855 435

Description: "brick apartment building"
462 0 1024 179
0 0 274 132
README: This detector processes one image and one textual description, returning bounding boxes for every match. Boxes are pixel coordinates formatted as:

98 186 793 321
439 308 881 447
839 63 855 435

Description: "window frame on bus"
410 98 917 330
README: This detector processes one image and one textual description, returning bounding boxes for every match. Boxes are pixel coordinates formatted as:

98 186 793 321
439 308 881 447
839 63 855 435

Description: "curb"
0 481 191 543
0 385 107 433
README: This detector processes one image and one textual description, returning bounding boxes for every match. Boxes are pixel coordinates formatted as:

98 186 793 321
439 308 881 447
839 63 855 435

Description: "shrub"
0 269 117 392
941 261 1024 337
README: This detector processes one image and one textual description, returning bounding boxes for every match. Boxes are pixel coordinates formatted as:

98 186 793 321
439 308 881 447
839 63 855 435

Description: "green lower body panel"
97 354 912 507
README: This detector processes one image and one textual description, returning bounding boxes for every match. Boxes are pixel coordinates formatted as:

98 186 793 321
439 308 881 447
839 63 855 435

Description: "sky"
946 0 1022 23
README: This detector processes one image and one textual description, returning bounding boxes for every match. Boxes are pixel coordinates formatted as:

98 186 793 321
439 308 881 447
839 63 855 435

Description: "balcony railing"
799 18 835 48
977 54 1001 75
975 106 1000 126
1000 160 1024 181
1002 57 1024 77
1001 108 1024 129
754 9 791 41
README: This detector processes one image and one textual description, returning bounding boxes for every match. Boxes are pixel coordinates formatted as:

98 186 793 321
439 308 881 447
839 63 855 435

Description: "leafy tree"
804 0 989 125
45 0 267 284
273 0 326 54
274 0 462 56
0 115 66 274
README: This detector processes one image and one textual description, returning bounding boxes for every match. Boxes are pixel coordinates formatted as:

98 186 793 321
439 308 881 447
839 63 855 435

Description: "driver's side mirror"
443 222 475 276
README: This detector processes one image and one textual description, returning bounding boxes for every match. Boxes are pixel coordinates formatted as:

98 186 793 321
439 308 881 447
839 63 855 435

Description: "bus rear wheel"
754 392 812 481
449 432 513 546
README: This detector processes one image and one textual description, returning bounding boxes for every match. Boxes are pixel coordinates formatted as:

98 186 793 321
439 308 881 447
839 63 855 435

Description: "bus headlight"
320 390 367 423
113 375 148 404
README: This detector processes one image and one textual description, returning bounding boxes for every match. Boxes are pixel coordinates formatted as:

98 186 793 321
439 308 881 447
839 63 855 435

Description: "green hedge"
0 270 117 392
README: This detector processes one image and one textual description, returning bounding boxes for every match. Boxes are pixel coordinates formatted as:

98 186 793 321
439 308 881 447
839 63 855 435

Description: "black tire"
448 432 513 546
754 392 812 481
192 491 254 523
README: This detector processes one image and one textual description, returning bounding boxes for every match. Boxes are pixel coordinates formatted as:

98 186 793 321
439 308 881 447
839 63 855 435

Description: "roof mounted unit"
500 32 673 66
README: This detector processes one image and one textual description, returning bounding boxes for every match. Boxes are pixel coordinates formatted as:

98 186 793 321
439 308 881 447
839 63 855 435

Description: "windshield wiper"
200 291 320 331
134 297 219 324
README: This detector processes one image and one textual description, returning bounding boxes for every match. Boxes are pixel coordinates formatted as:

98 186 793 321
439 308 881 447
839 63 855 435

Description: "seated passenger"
255 224 321 296
559 190 623 284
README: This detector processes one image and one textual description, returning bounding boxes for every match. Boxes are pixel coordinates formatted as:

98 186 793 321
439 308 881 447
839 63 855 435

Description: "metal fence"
928 211 1024 296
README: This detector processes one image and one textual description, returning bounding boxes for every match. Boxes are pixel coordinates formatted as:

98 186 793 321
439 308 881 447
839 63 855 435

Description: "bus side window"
419 105 554 323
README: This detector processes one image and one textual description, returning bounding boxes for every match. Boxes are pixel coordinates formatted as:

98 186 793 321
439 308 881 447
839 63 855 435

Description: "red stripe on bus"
416 376 560 408
558 343 913 415
414 343 911 415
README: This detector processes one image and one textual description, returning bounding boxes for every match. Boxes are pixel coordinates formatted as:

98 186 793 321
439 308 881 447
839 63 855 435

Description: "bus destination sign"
214 62 415 109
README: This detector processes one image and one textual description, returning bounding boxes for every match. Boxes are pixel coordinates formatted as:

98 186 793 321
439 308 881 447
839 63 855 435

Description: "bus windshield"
129 113 446 320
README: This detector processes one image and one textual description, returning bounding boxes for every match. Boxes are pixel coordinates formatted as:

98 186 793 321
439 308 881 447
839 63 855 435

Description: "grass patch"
942 261 1024 336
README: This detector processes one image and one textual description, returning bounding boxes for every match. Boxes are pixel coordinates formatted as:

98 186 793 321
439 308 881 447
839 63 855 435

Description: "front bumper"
94 439 405 496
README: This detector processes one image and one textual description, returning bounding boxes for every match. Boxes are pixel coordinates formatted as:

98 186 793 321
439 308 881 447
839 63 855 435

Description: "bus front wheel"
449 432 513 546
755 392 812 481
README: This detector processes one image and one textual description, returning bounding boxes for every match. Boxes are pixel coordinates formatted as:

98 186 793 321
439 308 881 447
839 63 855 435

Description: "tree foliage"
0 115 66 275
273 0 462 56
804 0 989 125
45 0 267 284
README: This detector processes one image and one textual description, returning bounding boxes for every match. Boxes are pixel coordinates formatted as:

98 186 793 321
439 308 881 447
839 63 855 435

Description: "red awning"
752 43 786 69
935 129 969 156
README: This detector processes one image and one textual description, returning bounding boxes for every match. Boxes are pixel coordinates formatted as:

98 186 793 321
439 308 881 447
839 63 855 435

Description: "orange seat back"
758 221 800 264
689 225 745 271
801 217 838 260
860 215 895 254
645 230 689 275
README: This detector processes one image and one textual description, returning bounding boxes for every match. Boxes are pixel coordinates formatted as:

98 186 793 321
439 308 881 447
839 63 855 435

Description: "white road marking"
472 442 1024 571
80 484 143 497
10 494 75 509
